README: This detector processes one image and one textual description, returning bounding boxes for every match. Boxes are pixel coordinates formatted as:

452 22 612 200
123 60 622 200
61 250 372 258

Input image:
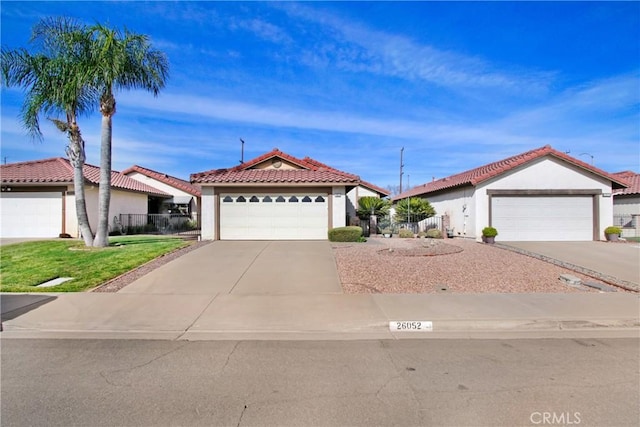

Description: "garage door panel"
0 192 62 238
220 193 328 240
492 196 592 241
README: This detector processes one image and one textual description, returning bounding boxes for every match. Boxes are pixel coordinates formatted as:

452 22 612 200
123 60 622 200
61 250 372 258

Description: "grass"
0 236 190 292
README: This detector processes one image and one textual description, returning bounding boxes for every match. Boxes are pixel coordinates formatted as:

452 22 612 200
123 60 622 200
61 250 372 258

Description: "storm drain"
37 277 73 288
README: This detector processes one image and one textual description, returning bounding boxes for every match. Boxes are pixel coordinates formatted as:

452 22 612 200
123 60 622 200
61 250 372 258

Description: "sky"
1 1 639 191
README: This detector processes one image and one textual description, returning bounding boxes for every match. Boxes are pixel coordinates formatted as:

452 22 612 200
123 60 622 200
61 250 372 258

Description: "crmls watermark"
530 412 582 425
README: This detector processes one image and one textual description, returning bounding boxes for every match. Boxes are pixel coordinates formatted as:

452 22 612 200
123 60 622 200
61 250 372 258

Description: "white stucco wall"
200 186 216 240
425 186 476 238
613 195 640 216
84 187 148 234
332 186 347 228
475 157 613 241
64 185 78 236
126 172 198 213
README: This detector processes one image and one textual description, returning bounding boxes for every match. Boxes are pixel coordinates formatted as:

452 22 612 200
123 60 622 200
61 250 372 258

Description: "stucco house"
392 145 628 242
612 171 640 238
122 164 201 216
191 148 388 240
0 157 170 238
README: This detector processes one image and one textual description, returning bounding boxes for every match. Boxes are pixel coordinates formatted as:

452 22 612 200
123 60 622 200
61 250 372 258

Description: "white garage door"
492 196 593 241
220 193 328 240
0 192 63 238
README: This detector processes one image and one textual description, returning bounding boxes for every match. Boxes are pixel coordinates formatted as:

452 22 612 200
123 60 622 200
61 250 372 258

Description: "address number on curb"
389 321 433 331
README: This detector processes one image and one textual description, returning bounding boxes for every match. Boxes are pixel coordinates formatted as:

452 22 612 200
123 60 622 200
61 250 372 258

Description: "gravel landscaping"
333 237 607 294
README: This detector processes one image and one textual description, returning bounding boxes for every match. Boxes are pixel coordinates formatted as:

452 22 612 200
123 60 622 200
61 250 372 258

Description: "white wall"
613 196 640 216
476 157 613 241
126 172 198 213
332 186 346 228
200 186 216 240
426 186 476 238
84 187 148 234
64 185 78 236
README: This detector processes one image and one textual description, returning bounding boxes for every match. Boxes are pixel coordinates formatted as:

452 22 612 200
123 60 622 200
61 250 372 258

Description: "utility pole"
399 147 404 194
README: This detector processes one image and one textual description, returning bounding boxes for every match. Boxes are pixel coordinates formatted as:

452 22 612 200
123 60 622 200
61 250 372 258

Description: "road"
1 338 638 426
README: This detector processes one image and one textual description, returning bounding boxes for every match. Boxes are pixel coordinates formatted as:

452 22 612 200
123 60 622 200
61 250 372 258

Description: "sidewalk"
2 292 638 340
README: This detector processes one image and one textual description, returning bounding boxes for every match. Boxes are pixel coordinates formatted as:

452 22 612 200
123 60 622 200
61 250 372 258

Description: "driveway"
502 241 640 285
119 241 343 295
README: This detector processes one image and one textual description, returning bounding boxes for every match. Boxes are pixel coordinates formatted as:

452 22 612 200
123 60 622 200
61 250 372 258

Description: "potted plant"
481 226 498 244
381 228 393 238
604 226 622 242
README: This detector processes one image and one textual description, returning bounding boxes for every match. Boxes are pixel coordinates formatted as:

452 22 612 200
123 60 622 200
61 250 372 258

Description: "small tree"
356 196 389 219
394 197 435 223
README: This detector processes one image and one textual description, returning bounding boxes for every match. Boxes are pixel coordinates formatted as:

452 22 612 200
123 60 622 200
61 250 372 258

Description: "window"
236 196 246 202
289 196 299 202
302 196 312 202
276 196 286 203
223 196 233 203
315 196 325 202
263 196 272 202
249 196 259 203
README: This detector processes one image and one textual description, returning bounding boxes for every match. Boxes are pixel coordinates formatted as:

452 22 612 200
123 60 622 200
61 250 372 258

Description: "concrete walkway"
1 240 639 340
502 241 640 286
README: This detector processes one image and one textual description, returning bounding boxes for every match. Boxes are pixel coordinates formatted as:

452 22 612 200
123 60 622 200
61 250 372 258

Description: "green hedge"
328 226 363 242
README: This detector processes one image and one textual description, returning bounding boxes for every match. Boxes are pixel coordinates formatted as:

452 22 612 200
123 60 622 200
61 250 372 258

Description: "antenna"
239 138 245 164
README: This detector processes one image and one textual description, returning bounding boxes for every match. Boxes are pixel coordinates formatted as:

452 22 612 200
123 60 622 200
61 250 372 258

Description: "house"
0 157 171 238
122 165 201 216
392 145 628 242
191 148 388 240
612 171 640 238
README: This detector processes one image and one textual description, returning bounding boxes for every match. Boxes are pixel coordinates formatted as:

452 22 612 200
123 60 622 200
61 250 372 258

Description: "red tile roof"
191 148 389 195
392 145 629 201
122 164 201 196
1 157 171 197
613 171 640 195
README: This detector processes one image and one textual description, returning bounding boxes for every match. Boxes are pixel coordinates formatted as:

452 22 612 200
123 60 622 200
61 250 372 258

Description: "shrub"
426 228 443 238
604 226 622 235
417 231 427 238
328 226 363 242
398 229 414 238
482 226 498 237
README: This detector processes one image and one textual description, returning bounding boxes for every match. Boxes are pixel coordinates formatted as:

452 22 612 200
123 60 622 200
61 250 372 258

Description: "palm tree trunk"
93 109 113 247
66 129 94 246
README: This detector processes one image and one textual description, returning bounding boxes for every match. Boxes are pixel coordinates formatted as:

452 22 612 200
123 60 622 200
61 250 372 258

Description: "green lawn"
0 236 190 292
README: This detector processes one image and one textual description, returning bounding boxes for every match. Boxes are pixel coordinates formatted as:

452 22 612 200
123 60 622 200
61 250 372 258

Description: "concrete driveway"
119 241 343 295
502 241 640 285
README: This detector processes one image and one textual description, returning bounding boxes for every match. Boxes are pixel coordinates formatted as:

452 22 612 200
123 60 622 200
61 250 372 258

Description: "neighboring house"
612 171 640 237
392 145 628 242
191 148 387 240
0 157 171 238
122 165 201 216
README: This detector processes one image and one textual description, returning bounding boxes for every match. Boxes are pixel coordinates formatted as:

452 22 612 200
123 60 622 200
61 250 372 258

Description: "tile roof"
191 148 388 195
1 157 171 197
612 171 640 195
122 165 201 196
392 145 629 201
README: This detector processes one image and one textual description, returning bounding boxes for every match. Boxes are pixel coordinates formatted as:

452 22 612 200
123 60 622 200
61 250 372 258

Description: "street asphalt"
1 240 639 340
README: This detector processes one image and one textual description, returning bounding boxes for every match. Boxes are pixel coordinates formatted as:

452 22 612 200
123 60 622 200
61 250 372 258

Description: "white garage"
0 192 63 238
491 196 594 241
220 193 328 240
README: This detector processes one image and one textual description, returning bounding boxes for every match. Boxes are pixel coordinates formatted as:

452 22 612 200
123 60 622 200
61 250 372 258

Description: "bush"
328 226 363 242
417 231 427 238
426 228 443 238
398 229 414 238
604 226 622 235
482 226 498 237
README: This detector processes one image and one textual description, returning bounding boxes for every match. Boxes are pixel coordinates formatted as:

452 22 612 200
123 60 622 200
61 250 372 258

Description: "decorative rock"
559 274 582 288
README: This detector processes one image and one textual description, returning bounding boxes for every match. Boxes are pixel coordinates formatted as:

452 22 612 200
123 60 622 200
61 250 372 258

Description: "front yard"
0 236 190 292
333 237 602 293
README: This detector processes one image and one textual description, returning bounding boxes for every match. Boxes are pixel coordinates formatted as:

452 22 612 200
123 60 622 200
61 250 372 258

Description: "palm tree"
394 197 436 223
88 24 169 247
1 17 97 246
356 196 390 219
